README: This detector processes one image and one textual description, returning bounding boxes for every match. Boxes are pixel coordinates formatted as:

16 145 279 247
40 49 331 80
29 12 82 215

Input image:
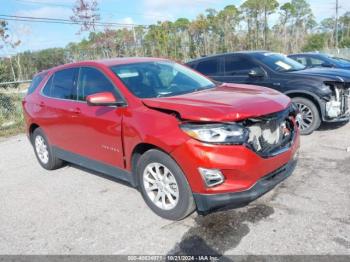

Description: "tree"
0 20 9 49
339 37 350 47
71 0 101 34
216 5 241 52
262 0 279 48
275 0 316 52
241 0 278 49
302 33 327 51
278 2 296 51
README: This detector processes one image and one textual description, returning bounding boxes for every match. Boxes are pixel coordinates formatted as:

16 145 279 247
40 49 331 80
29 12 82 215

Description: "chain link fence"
0 83 28 136
322 48 350 59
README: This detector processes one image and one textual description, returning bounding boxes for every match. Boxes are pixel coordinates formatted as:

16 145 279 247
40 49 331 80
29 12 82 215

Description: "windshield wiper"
284 68 305 72
156 85 215 98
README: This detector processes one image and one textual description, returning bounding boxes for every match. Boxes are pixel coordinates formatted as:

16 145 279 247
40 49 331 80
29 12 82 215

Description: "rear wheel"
32 128 64 170
137 149 195 220
292 97 321 135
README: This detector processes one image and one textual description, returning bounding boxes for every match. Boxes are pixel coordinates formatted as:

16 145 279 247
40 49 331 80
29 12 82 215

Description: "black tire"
31 128 64 170
137 149 195 220
292 97 321 135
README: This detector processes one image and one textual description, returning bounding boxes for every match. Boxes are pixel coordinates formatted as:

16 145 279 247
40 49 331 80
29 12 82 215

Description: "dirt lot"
0 123 349 256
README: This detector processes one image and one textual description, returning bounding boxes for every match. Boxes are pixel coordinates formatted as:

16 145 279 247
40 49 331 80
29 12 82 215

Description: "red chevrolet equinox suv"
23 58 300 220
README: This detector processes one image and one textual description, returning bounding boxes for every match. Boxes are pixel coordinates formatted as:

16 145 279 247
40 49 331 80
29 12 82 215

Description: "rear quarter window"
27 73 46 95
42 68 78 100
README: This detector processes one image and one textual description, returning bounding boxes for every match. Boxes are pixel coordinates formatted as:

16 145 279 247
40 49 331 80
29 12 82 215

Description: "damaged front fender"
322 82 350 121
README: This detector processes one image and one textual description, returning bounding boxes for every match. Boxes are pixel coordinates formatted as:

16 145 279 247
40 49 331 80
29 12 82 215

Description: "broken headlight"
180 123 249 144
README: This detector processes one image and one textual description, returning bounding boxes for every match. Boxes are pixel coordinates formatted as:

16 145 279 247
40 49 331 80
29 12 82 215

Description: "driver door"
71 66 125 168
220 55 271 87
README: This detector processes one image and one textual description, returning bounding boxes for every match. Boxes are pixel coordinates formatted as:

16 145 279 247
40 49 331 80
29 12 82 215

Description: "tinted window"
42 68 78 99
225 56 257 75
310 57 325 67
78 67 117 101
111 61 215 98
292 56 308 66
27 73 46 95
196 58 220 75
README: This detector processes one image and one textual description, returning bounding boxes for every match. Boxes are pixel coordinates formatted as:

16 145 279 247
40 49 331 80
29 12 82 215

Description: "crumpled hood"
289 67 350 82
142 83 291 122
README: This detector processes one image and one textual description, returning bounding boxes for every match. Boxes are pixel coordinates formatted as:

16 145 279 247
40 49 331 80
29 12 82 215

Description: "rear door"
193 56 225 82
40 67 80 153
73 66 125 168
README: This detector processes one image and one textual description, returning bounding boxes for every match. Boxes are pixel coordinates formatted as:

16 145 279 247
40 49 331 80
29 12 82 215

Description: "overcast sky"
1 0 349 56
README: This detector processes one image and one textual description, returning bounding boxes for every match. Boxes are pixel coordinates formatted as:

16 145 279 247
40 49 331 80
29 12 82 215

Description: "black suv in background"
288 53 350 70
187 51 350 135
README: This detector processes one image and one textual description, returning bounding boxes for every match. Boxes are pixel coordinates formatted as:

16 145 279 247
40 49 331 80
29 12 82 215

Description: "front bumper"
323 112 350 122
194 157 298 213
322 89 350 122
171 128 300 195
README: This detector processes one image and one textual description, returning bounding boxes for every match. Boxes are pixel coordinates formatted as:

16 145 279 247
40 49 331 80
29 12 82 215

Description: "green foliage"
0 60 12 85
340 37 350 48
0 20 9 47
302 34 327 52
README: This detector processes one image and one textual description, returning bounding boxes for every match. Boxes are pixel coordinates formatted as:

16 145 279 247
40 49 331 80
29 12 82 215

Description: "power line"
0 14 147 27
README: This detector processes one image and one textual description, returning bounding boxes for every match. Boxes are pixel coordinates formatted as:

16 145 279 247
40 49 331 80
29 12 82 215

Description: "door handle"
39 101 45 107
68 107 81 115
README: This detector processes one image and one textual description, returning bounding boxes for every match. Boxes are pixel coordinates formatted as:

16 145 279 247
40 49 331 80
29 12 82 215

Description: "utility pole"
335 0 339 48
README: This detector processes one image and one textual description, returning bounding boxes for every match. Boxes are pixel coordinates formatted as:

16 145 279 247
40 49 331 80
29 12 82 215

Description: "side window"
196 58 220 75
310 57 324 67
42 68 78 100
42 75 53 97
78 67 118 101
224 56 258 76
294 56 307 66
27 73 46 95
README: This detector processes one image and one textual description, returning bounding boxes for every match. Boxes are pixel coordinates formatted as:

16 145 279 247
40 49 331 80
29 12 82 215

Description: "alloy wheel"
143 162 179 210
35 135 49 164
296 102 314 131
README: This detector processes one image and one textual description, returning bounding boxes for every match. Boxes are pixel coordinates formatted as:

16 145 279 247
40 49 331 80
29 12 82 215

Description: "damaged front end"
242 105 298 158
323 81 350 121
179 105 298 158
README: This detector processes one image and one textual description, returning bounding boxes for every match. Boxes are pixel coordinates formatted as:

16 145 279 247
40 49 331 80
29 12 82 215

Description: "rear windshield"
27 73 46 95
110 61 215 98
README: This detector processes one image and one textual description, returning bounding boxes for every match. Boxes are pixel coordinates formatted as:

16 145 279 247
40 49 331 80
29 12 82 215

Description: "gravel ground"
0 122 349 256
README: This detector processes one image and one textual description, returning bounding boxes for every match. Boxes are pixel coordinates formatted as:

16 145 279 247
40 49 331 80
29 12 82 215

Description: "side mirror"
86 92 125 106
321 62 334 68
248 68 265 78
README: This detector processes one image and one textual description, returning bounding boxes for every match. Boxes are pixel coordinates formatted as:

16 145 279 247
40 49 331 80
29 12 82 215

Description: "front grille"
243 106 296 158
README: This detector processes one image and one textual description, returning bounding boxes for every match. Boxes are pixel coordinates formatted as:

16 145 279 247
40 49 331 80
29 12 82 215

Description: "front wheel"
137 149 195 220
292 97 321 135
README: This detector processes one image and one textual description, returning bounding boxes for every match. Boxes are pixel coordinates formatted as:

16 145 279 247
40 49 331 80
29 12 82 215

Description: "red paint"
23 58 299 195
86 92 117 105
143 83 291 122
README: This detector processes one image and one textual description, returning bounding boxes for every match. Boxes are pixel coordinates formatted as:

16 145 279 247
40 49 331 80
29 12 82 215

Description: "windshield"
258 53 306 72
110 61 215 98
